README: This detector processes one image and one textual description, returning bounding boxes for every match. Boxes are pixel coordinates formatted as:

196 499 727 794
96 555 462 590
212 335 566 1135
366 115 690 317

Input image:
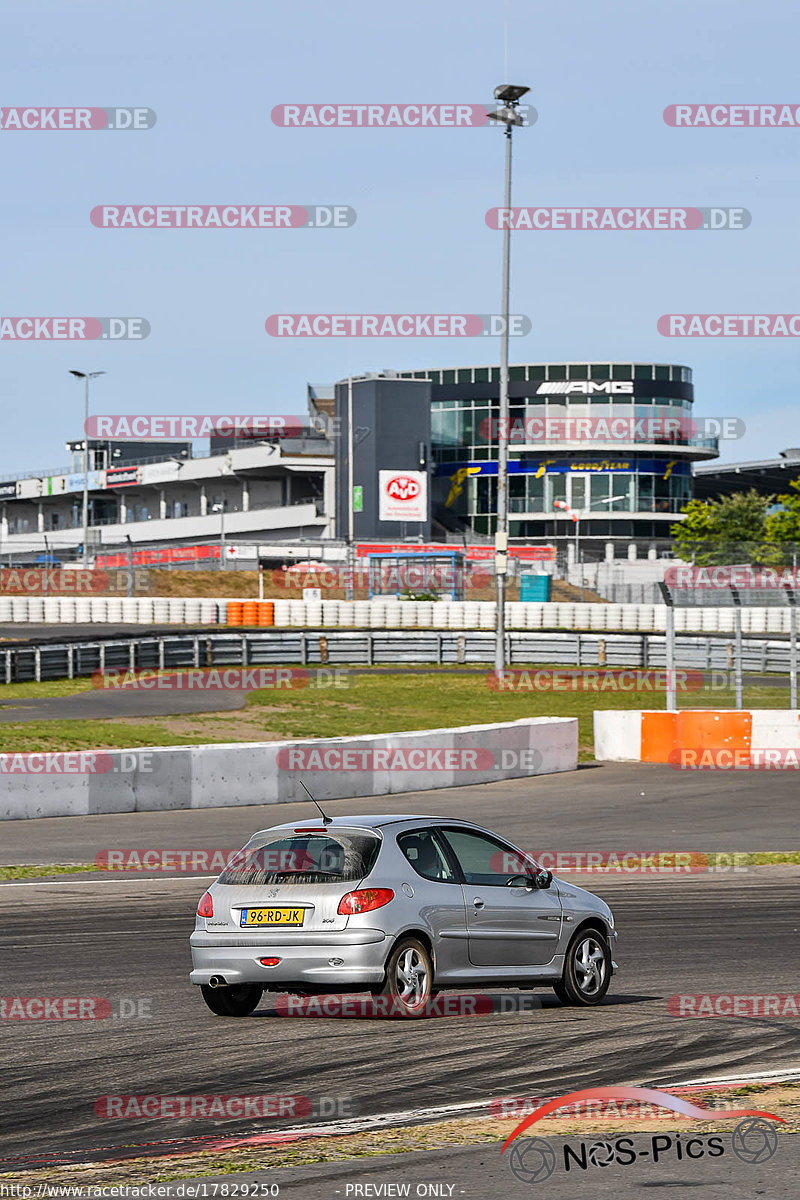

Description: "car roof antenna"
299 780 332 826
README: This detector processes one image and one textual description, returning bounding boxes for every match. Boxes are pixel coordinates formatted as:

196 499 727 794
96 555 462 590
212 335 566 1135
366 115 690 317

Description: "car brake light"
337 888 394 915
294 827 328 833
259 957 281 967
197 891 214 918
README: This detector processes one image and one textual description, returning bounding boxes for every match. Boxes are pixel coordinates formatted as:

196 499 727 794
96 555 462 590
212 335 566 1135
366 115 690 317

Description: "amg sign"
536 381 635 395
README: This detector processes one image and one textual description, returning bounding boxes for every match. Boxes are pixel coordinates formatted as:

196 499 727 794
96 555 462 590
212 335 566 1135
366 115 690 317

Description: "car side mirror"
506 874 534 889
534 869 553 890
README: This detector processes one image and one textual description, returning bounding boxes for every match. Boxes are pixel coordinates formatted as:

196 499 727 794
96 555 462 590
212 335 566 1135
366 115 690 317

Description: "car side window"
397 830 457 883
440 828 534 887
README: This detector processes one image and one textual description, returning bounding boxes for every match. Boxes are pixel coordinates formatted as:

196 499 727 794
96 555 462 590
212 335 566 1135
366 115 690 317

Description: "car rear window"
218 830 381 886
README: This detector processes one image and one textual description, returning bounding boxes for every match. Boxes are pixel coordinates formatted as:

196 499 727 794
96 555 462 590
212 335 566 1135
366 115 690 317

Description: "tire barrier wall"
0 596 796 636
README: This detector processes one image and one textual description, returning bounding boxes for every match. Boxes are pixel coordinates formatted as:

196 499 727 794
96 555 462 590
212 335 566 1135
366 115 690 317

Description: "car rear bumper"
189 928 389 987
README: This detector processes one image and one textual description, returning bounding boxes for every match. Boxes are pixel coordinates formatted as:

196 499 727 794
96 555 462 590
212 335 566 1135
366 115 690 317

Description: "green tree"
671 490 777 564
766 478 800 557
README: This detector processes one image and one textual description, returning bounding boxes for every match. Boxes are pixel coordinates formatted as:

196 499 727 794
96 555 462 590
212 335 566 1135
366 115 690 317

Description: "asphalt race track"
1 765 799 1175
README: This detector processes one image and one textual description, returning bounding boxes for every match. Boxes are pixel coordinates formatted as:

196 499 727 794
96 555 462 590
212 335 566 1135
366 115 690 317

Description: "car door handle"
472 897 485 909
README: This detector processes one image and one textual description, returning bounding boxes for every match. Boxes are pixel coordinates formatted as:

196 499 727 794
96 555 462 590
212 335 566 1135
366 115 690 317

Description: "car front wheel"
554 928 611 1006
200 983 263 1017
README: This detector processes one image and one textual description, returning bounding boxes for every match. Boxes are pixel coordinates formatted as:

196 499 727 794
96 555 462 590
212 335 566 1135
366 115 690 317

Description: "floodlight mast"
486 84 530 676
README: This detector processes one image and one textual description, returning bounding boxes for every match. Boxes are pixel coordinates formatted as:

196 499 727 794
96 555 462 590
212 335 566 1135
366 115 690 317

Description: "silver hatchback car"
190 814 618 1017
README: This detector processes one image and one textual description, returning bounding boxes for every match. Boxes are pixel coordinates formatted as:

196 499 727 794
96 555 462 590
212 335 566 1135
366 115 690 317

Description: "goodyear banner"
436 458 689 479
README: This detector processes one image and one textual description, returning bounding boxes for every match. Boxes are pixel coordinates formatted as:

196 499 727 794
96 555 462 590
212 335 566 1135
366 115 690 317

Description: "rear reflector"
197 891 214 918
259 957 281 967
338 888 394 915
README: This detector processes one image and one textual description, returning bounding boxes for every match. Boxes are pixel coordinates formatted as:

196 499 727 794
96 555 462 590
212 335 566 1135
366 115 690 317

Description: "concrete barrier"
0 717 577 820
594 709 800 763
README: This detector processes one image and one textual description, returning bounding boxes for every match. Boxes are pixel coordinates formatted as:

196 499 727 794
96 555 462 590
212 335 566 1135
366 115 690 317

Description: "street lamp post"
69 370 105 566
487 84 529 676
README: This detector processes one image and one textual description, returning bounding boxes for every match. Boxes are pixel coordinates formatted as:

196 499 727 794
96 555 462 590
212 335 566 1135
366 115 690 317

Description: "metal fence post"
731 587 743 710
786 586 798 710
658 582 675 710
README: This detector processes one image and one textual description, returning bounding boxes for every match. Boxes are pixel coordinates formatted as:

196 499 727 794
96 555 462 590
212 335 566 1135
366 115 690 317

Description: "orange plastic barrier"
257 601 275 627
227 601 244 626
640 712 677 763
641 710 752 763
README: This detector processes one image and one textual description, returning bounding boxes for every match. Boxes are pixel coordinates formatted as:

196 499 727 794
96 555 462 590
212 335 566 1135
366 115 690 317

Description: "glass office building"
394 361 717 547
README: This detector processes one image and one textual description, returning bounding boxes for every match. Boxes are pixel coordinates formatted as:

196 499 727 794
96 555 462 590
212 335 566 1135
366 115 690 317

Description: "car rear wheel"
372 937 435 1018
200 983 263 1017
554 928 611 1006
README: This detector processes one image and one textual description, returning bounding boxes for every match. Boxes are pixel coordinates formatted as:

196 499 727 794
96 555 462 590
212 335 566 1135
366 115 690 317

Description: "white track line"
154 1069 800 1147
663 1067 800 1087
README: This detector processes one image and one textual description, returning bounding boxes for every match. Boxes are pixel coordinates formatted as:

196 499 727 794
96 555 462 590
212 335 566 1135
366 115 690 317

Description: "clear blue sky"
1 0 798 476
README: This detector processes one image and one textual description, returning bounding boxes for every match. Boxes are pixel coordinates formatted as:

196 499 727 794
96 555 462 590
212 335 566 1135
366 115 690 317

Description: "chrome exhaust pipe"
208 975 227 989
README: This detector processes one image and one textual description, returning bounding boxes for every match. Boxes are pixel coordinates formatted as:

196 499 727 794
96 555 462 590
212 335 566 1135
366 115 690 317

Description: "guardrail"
1 629 794 684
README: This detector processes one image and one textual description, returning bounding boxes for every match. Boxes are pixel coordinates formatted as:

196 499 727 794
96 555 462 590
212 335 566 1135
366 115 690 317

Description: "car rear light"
294 827 328 833
259 957 281 967
197 891 214 918
337 888 394 915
